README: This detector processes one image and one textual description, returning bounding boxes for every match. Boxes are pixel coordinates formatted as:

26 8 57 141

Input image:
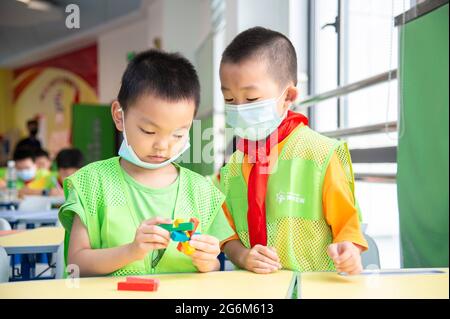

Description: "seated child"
58 50 235 277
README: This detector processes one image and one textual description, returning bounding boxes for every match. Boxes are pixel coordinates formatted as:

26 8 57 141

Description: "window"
309 0 412 268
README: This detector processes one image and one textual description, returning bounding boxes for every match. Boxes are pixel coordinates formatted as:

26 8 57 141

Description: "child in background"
35 148 52 172
49 148 85 197
6 148 54 198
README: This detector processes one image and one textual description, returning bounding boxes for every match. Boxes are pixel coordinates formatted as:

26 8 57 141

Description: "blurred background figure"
35 148 52 172
12 148 53 198
49 148 85 196
14 118 42 155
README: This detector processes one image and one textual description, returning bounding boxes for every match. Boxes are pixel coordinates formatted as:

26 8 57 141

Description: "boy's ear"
111 101 124 132
282 86 298 111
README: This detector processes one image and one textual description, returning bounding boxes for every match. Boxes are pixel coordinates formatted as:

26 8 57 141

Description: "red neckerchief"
24 178 35 185
237 110 308 247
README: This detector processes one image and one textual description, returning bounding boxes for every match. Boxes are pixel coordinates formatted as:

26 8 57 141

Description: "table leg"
20 254 36 281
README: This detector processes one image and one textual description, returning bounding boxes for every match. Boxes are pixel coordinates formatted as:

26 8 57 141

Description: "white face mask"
224 88 288 141
117 109 190 170
17 167 36 182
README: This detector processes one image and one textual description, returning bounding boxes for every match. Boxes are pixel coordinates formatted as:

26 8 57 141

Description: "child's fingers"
191 250 218 261
254 245 280 262
333 248 353 265
327 243 339 260
338 262 362 275
335 254 356 269
254 253 282 269
138 233 170 245
189 235 220 254
139 224 171 240
252 265 279 274
190 234 219 246
347 264 363 275
143 217 173 226
251 260 279 271
189 239 219 254
336 260 356 273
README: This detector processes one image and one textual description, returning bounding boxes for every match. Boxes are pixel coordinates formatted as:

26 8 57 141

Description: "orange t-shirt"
220 126 368 251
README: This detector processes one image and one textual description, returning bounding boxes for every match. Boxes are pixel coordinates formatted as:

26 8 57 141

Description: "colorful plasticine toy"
159 217 200 255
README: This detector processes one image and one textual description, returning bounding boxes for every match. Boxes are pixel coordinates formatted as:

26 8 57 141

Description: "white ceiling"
0 0 143 66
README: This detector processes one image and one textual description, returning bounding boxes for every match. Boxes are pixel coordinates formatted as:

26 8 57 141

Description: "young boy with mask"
8 148 55 198
219 27 368 275
58 50 234 277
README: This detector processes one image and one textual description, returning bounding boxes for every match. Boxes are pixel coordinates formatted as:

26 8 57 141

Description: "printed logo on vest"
276 191 305 205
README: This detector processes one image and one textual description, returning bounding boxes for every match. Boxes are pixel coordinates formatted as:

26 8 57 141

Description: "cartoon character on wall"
12 44 98 159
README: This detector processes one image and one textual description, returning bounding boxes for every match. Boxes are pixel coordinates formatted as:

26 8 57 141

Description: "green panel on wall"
72 104 116 164
397 3 449 267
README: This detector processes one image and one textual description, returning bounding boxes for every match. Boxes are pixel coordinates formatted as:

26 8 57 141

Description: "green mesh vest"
61 156 225 276
220 125 358 272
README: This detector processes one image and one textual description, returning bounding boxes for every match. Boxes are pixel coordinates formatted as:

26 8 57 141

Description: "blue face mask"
224 88 288 141
17 167 36 182
118 109 190 170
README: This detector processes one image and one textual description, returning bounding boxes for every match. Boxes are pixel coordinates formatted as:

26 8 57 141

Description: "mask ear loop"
117 107 129 143
278 86 291 119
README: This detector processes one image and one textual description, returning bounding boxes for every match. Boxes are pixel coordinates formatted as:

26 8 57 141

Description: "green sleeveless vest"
220 125 358 272
61 157 225 276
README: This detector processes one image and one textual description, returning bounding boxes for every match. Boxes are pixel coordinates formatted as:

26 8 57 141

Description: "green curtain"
397 4 449 267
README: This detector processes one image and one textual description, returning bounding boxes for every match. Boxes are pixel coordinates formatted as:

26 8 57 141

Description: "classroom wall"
0 44 99 160
162 0 213 118
0 69 17 163
98 0 163 103
225 0 309 101
10 45 98 158
225 0 289 44
0 69 14 134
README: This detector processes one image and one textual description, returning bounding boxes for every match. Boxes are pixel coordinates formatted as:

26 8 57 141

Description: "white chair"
0 246 10 283
361 223 368 233
18 196 51 212
361 233 380 268
54 243 65 279
0 218 11 231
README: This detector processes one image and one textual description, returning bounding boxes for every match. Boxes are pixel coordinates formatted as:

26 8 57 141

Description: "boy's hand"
327 241 363 275
188 234 221 272
49 188 64 197
130 217 172 260
243 244 282 274
18 186 40 197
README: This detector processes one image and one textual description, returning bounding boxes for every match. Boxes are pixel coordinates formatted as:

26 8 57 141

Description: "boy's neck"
119 157 179 189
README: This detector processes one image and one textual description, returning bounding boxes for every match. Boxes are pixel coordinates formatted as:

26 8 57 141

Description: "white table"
0 227 64 280
0 209 59 226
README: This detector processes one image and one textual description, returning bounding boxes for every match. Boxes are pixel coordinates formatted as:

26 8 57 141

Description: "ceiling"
0 0 143 66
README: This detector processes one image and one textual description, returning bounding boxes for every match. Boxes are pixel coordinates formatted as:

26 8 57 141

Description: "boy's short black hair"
221 27 298 87
27 119 38 127
118 49 201 116
55 148 84 169
13 148 35 162
35 148 49 159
